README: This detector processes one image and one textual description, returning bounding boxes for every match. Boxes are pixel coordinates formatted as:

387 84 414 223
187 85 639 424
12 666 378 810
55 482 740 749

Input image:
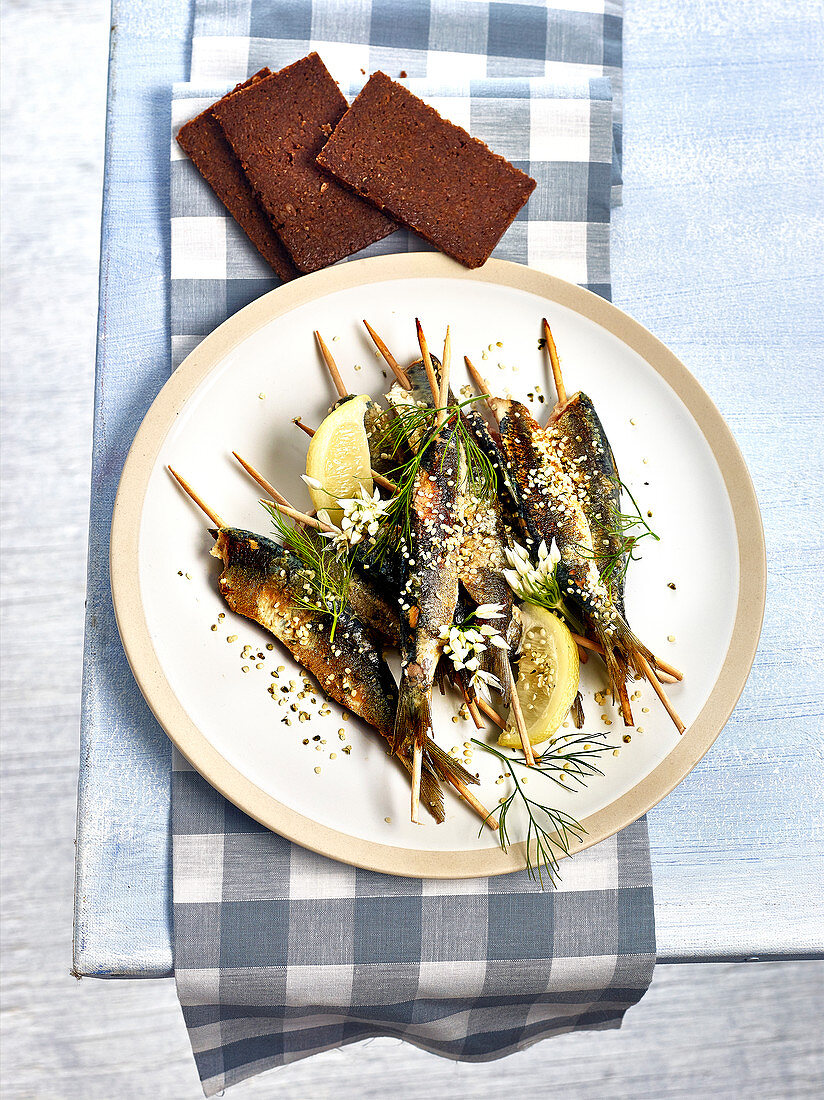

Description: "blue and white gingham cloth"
170 3 655 1094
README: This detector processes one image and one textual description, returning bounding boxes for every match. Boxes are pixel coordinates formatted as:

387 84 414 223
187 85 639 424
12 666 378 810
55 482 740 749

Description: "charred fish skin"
212 528 398 737
394 429 462 758
492 398 616 627
492 399 655 722
551 392 626 612
457 489 521 703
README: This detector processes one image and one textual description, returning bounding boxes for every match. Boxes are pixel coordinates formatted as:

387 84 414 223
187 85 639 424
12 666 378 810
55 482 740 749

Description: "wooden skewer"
637 653 686 734
293 417 315 438
475 695 507 731
363 320 412 390
503 661 536 766
569 631 681 683
411 742 423 824
230 453 337 534
291 420 398 493
542 317 567 407
577 644 589 664
651 656 682 681
444 774 498 831
167 466 227 528
314 330 347 399
260 498 329 533
415 317 441 406
456 678 484 729
463 355 504 425
463 354 491 398
231 451 290 507
437 325 451 422
466 699 484 729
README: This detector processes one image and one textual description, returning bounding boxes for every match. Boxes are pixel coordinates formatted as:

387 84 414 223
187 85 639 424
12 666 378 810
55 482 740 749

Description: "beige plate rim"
110 254 766 879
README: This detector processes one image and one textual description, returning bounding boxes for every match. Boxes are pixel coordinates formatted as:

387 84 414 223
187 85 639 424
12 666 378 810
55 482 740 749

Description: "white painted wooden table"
2 0 823 1096
71 0 824 976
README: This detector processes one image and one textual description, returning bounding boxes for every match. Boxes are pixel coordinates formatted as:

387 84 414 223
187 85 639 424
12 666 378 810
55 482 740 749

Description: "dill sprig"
471 735 613 887
374 396 497 556
597 479 661 589
262 501 354 640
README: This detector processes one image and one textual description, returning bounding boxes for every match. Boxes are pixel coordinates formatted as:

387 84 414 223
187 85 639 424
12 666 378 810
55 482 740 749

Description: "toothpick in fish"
167 466 226 528
363 320 411 389
437 325 451 423
314 330 347 398
542 317 567 408
415 317 441 406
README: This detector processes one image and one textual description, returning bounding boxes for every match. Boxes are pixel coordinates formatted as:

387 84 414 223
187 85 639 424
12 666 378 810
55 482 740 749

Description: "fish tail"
393 665 440 822
425 739 479 788
570 691 585 729
392 665 433 757
598 617 658 726
396 751 446 823
596 623 635 726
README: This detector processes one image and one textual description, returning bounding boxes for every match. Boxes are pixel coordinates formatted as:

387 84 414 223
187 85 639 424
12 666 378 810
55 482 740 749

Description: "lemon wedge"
498 604 580 749
305 395 373 526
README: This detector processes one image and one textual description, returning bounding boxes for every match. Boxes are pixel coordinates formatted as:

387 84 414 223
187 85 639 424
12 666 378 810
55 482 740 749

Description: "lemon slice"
498 604 580 749
305 395 373 526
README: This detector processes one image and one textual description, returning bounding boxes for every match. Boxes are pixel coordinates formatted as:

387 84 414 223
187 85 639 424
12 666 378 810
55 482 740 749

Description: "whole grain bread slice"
214 54 396 273
176 71 299 282
317 72 536 269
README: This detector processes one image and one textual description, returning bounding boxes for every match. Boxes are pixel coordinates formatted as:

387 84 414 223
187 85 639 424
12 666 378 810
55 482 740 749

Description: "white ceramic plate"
111 255 765 877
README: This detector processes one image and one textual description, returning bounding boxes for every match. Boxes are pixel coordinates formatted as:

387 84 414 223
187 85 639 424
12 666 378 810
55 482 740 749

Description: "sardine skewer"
291 420 398 493
314 330 348 399
542 317 567 408
167 467 227 528
170 465 497 828
540 319 686 719
363 319 412 390
450 357 541 761
415 318 441 405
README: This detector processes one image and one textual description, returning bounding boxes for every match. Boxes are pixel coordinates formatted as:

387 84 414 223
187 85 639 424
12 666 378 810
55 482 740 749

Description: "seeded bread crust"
176 71 299 282
317 71 536 269
213 54 397 273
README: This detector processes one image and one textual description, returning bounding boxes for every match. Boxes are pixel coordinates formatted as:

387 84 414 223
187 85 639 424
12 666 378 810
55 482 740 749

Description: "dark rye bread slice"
317 72 537 269
176 71 299 282
213 54 397 273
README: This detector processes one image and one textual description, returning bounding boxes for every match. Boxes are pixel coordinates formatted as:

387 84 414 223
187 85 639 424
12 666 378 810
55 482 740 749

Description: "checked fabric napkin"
170 2 656 1094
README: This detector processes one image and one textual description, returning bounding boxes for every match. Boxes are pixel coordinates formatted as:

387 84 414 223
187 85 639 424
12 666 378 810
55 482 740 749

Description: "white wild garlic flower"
307 481 391 549
503 539 562 605
439 607 508 696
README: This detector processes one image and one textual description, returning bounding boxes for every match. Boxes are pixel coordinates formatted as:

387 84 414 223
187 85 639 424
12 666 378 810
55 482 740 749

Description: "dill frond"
262 501 354 640
373 395 498 558
596 479 661 589
471 735 613 887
